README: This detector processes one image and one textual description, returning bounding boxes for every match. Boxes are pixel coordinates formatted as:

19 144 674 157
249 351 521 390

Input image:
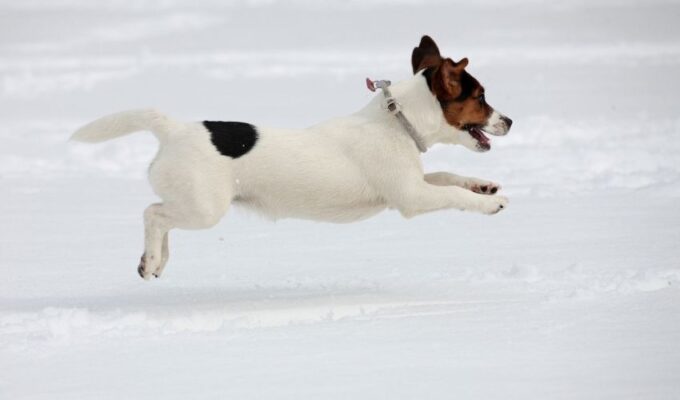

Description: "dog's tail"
70 109 176 143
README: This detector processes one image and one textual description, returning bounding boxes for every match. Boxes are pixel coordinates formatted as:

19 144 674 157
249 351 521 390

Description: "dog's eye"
478 94 485 104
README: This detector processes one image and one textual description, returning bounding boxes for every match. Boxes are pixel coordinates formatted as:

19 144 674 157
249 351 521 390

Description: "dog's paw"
469 180 501 195
137 253 160 280
479 195 508 215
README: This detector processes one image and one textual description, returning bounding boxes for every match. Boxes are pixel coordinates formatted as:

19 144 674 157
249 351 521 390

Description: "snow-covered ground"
1 1 680 398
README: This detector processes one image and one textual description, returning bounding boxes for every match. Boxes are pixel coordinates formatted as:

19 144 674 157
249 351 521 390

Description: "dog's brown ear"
437 58 467 97
411 35 442 74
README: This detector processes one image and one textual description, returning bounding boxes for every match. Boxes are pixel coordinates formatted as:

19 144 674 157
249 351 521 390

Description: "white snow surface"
1 1 680 399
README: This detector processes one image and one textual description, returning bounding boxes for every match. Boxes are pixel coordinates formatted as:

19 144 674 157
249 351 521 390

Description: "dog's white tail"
70 109 176 143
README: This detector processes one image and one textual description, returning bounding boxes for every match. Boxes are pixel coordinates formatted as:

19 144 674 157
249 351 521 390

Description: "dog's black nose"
501 116 513 129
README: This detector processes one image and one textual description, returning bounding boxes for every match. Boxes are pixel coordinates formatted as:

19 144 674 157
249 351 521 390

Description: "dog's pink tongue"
472 127 490 144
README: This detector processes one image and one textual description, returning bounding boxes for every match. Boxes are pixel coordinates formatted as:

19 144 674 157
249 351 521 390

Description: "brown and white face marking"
412 35 512 152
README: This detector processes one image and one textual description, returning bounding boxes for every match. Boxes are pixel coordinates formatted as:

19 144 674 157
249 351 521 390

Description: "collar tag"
366 78 376 92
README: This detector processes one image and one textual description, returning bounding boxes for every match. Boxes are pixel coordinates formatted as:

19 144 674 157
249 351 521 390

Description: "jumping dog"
71 35 513 280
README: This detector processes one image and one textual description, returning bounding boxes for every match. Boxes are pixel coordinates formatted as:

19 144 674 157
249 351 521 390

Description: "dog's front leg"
424 172 501 195
393 181 507 218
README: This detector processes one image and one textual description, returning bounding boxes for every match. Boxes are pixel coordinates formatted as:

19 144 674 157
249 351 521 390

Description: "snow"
1 0 680 398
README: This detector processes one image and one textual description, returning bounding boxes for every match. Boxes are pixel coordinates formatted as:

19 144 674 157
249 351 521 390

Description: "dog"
71 35 512 280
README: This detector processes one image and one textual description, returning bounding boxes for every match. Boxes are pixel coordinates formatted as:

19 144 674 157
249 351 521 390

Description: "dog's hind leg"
138 122 234 279
138 203 173 280
138 164 232 280
138 196 230 279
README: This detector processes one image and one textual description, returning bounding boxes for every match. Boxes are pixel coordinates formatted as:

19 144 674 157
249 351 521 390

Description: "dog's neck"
359 72 466 150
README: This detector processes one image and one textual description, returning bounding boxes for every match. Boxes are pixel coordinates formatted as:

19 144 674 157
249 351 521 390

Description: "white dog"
72 35 512 280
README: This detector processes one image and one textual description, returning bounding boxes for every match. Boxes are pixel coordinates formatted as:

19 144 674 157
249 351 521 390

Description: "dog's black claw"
490 187 498 194
499 205 504 209
480 185 488 193
137 264 145 278
153 273 159 278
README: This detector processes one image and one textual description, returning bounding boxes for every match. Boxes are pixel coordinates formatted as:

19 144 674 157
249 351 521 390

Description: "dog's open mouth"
466 125 491 151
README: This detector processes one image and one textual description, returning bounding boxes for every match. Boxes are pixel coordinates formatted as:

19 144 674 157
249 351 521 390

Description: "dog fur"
71 35 512 280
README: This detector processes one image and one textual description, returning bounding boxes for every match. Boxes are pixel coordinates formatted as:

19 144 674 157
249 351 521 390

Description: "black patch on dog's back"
203 121 258 158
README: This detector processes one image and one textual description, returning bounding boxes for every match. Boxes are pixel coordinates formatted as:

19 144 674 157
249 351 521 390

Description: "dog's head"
412 35 512 152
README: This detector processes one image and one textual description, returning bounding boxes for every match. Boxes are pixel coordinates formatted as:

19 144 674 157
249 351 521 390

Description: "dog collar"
366 78 428 153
